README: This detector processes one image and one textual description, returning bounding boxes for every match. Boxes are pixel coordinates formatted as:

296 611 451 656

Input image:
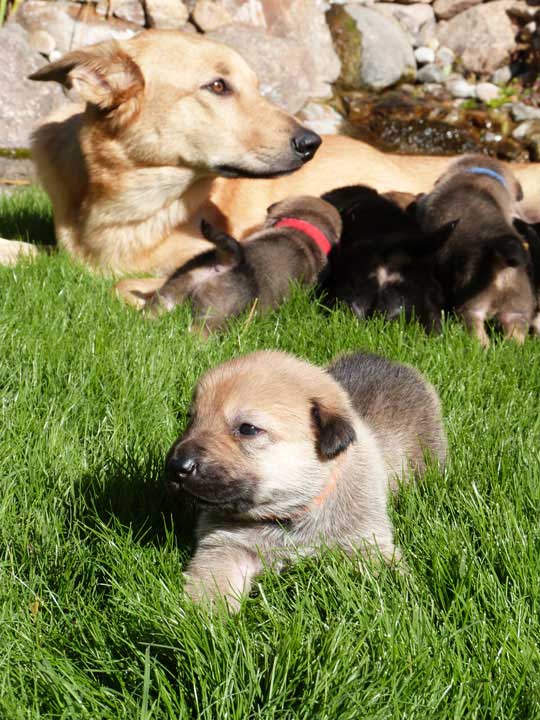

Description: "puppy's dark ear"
311 399 356 460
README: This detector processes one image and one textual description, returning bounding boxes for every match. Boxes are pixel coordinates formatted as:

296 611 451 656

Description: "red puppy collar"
275 217 333 256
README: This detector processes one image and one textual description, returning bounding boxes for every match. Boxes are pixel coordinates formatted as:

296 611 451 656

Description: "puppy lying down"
117 196 341 333
165 350 447 610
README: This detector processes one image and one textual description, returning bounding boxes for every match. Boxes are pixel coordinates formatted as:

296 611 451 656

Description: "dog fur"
165 350 446 610
321 185 454 331
4 32 540 282
116 195 342 332
24 30 320 276
416 154 535 346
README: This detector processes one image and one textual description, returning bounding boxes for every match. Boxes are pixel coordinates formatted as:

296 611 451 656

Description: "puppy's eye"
203 78 231 96
236 423 262 437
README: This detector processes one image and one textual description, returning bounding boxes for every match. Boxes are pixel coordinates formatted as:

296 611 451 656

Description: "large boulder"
432 0 483 21
206 24 312 113
202 0 340 99
436 1 522 74
0 23 64 149
329 4 416 90
377 3 436 47
16 0 139 55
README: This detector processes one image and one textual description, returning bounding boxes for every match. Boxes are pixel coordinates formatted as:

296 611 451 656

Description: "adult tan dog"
165 350 447 609
2 30 539 281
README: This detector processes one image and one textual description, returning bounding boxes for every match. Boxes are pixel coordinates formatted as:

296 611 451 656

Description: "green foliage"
1 189 540 719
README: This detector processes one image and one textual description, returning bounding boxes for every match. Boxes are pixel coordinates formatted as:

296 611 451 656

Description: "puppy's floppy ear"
311 399 356 460
29 41 144 113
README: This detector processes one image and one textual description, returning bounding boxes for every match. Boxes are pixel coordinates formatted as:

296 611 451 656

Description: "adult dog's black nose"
291 129 322 161
167 454 198 480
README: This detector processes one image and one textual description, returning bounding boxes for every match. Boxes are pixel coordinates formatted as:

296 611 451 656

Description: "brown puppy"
416 154 535 346
165 350 446 610
117 196 341 332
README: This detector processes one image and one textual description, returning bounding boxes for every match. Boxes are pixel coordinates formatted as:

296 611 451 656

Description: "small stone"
28 29 56 56
145 0 188 29
510 102 540 121
491 66 512 86
415 46 435 64
113 0 145 26
435 46 455 66
427 37 440 51
475 82 500 103
512 119 540 139
297 102 344 135
447 77 476 98
192 0 233 31
48 49 62 62
417 62 446 83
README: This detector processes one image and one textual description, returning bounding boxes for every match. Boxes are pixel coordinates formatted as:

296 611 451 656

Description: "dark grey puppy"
143 196 342 332
164 350 446 610
416 154 534 345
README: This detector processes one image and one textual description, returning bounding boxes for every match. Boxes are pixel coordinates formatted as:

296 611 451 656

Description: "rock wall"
1 0 539 164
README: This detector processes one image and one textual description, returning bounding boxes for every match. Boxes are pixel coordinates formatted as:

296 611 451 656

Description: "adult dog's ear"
311 399 356 460
29 41 144 114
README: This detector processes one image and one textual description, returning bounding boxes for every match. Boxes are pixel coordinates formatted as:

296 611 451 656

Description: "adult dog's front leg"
184 546 263 612
0 239 39 266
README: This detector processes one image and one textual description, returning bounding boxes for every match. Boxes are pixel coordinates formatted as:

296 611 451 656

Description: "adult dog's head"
165 351 357 520
29 30 321 178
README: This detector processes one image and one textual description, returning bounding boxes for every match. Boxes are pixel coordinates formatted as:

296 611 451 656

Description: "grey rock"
446 77 476 98
475 82 500 103
512 119 540 139
16 1 138 54
207 24 312 113
377 3 435 47
436 1 524 74
415 45 435 64
511 102 540 121
433 0 482 20
491 66 512 86
344 4 416 89
0 23 64 149
213 0 340 98
145 0 188 28
416 62 446 83
28 29 56 56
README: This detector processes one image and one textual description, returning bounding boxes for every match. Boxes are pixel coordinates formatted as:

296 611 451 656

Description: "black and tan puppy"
321 185 455 332
165 350 447 610
416 154 535 345
134 196 341 332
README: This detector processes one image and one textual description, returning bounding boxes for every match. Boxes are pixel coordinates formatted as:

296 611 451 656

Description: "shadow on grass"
76 450 197 552
0 188 56 246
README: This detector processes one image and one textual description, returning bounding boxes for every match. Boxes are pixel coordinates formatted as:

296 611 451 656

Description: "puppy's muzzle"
291 129 321 162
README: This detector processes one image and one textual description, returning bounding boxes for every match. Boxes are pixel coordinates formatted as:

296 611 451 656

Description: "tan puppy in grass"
165 350 447 610
3 30 540 285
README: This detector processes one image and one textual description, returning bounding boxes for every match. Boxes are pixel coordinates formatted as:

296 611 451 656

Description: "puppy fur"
416 154 535 345
321 185 453 332
118 196 341 333
165 350 446 610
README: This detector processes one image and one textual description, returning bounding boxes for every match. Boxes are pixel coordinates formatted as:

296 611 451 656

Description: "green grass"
1 188 540 719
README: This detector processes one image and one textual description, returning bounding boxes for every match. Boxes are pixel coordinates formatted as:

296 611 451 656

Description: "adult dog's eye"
203 78 231 95
237 423 262 437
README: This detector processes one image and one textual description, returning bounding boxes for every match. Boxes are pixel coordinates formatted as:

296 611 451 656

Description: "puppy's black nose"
167 455 198 479
291 129 322 161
